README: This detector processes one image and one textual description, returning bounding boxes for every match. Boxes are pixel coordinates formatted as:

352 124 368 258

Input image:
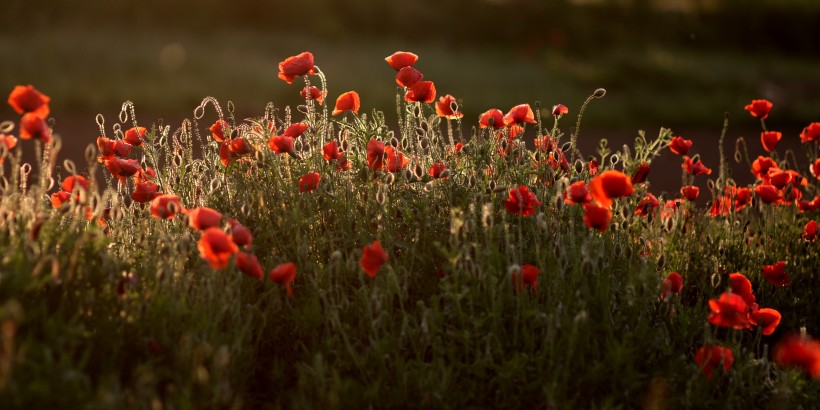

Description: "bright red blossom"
131 182 159 203
669 136 692 155
774 335 820 378
300 86 325 105
563 181 591 205
552 104 568 116
631 163 650 184
583 202 613 232
512 264 541 293
360 240 388 278
19 113 51 142
761 131 782 153
396 66 423 88
729 272 756 308
236 252 264 280
277 52 315 84
428 162 447 178
268 135 295 154
385 51 418 71
682 156 712 176
124 126 147 146
762 262 789 286
435 95 462 119
589 170 634 208
104 158 141 180
299 172 321 192
755 184 780 204
804 220 818 241
405 81 436 103
660 272 683 299
707 291 750 329
504 186 542 216
366 139 386 171
209 120 229 143
695 346 734 379
197 228 239 270
8 85 50 118
228 219 253 249
150 194 184 219
681 185 700 201
269 262 297 296
750 308 781 336
503 104 537 126
187 207 223 231
744 99 773 119
800 122 820 143
479 109 505 129
634 193 660 217
333 91 360 116
385 146 409 173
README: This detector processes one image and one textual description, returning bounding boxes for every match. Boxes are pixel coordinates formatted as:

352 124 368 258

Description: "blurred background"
1 0 818 195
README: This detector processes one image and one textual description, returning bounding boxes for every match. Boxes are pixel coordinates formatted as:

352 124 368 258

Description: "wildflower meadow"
1 50 819 408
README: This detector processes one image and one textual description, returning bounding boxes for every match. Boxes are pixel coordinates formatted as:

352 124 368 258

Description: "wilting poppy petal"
299 172 321 192
277 52 315 84
583 202 612 232
800 123 820 144
744 99 773 119
681 156 712 176
197 228 238 270
681 185 699 201
761 131 782 153
774 334 820 379
695 345 734 379
8 85 50 118
385 51 418 71
187 207 223 231
396 66 423 88
503 104 537 126
435 94 463 119
552 104 568 116
19 113 51 142
479 109 505 129
511 264 541 293
750 308 781 336
367 139 386 171
707 291 750 329
761 261 789 286
589 170 634 208
333 91 360 116
563 181 591 205
405 81 436 103
210 120 229 143
360 240 388 278
124 126 147 146
150 194 184 219
269 262 297 296
236 252 264 280
669 136 692 155
504 186 542 216
660 272 683 299
300 86 325 105
228 219 253 248
729 272 756 307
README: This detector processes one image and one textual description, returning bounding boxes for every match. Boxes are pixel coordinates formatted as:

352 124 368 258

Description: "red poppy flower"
150 194 184 219
761 261 789 286
583 202 613 232
50 191 71 208
333 91 360 116
97 136 132 160
479 109 505 129
124 126 147 146
360 240 388 278
533 135 554 153
634 193 660 217
752 156 777 181
761 131 782 153
277 51 315 84
269 262 297 296
8 85 50 118
681 185 700 201
729 272 756 308
197 227 239 270
750 308 781 336
209 119 229 143
804 220 818 241
300 86 325 105
61 175 90 194
367 139 385 171
0 133 17 151
767 169 792 190
695 345 734 379
511 264 541 293
552 104 568 116
589 170 634 208
504 186 542 216
811 159 820 180
681 156 712 176
19 113 51 142
631 163 650 184
104 158 142 179
405 81 436 103
227 137 253 156
385 146 409 173
503 104 537 126
385 51 418 71
131 181 159 203
755 184 780 204
283 122 309 138
395 66 423 88
744 99 773 119
236 252 264 280
268 135 295 154
661 199 681 219
435 94 463 119
323 141 343 161
186 207 223 231
219 142 235 167
660 272 683 299
228 219 253 248
707 291 750 329
800 122 820 144
774 334 820 379
669 136 692 155
428 162 447 178
563 181 591 205
299 172 321 192
588 158 599 175
734 187 753 211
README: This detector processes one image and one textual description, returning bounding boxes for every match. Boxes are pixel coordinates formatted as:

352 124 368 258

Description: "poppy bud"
593 88 607 98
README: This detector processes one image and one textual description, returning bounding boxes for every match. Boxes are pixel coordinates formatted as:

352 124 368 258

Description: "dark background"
1 0 818 196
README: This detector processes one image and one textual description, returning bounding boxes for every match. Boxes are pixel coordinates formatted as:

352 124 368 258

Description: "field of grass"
1 47 820 408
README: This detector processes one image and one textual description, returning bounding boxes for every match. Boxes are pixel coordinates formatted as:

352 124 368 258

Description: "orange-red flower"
396 66 423 88
634 193 660 217
124 126 147 146
755 184 780 204
61 175 90 194
744 99 772 119
695 345 734 379
50 191 71 208
800 122 820 144
0 133 17 152
104 158 142 179
300 86 325 105
367 139 385 171
428 162 447 178
269 262 297 296
187 207 223 231
150 194 184 219
752 156 777 181
681 185 699 201
750 308 781 336
385 146 409 173
283 122 309 138
504 186 541 216
97 136 131 160
131 181 159 203
8 85 50 118
19 113 51 142
219 142 235 167
682 156 711 176
563 181 591 205
660 272 683 299
552 104 568 116
761 131 782 153
360 240 388 278
435 95 462 119
228 219 253 249
236 252 264 280
631 163 650 184
735 187 753 211
707 291 750 329
299 172 321 192
768 169 792 189
511 264 541 293
669 136 692 155
762 261 789 286
729 272 756 308
804 220 818 241
209 119 229 143
583 202 612 232
774 334 820 378
333 91 360 116
405 81 436 103
323 140 343 161
385 51 418 71
503 104 537 126
268 135 295 154
277 51 315 84
197 228 239 270
589 170 634 208
479 109 505 129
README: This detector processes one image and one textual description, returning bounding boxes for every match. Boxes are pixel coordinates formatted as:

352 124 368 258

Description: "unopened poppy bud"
376 189 386 204
419 138 429 150
230 129 239 139
385 172 395 185
390 136 399 147
415 128 425 136
488 180 496 191
467 175 476 188
493 184 508 193
413 163 423 179
423 181 434 192
450 101 458 113
330 250 342 262
404 168 414 181
439 169 451 179
413 105 421 117
593 88 606 98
